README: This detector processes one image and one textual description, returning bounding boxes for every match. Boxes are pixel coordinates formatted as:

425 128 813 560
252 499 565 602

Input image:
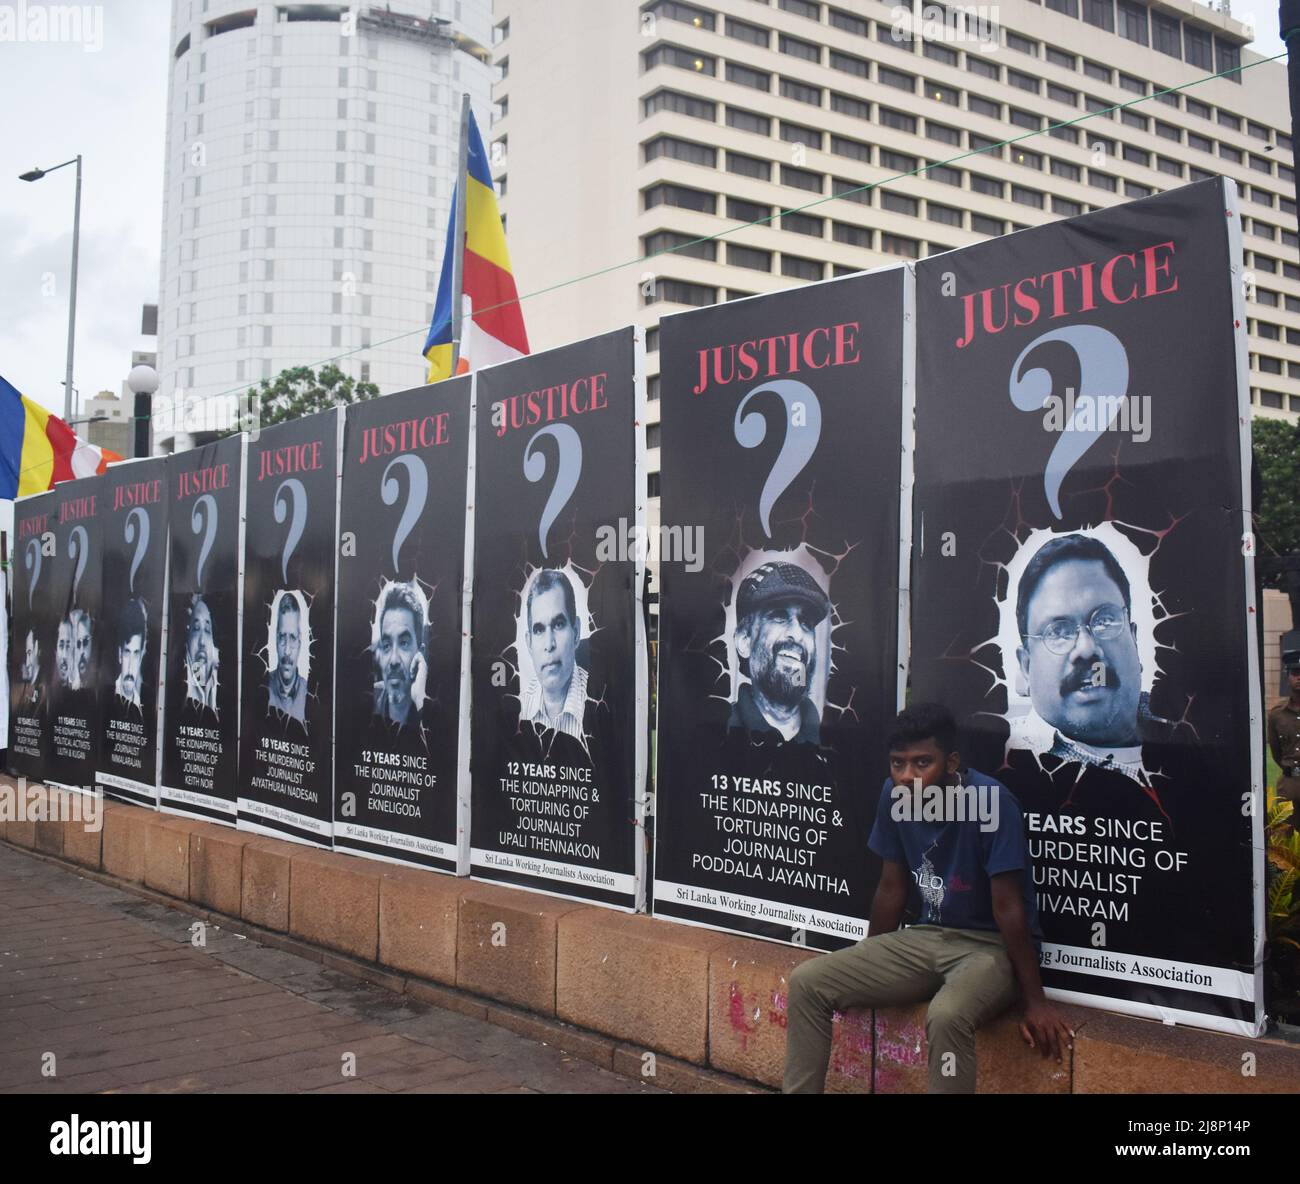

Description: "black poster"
9 490 60 782
654 271 908 946
97 458 170 807
334 377 472 872
911 179 1262 1035
238 414 339 847
160 436 243 823
472 329 647 909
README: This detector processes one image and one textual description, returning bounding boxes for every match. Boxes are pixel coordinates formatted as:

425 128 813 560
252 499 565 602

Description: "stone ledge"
288 846 383 963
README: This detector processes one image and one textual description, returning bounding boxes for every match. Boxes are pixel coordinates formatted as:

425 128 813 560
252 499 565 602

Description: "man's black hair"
527 569 579 638
886 703 958 755
117 598 147 650
1015 533 1131 641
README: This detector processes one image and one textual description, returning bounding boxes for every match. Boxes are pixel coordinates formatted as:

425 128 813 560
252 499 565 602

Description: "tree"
220 363 381 437
1254 416 1300 591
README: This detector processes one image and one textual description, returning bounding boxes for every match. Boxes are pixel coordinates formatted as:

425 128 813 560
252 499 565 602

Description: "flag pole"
449 93 471 375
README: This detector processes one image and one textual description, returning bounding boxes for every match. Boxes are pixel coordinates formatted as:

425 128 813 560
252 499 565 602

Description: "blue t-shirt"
868 769 1041 942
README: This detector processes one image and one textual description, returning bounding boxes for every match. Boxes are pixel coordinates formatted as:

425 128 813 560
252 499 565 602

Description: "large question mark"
274 478 307 584
381 454 428 574
733 380 823 540
24 538 41 611
125 507 150 595
191 493 218 587
523 424 582 560
1009 325 1130 520
68 525 89 604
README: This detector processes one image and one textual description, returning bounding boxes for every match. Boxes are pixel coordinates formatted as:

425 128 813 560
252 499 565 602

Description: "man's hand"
410 653 428 712
1019 1000 1074 1062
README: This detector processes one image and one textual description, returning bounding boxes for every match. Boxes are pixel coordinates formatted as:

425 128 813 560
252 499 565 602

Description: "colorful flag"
423 107 529 383
0 374 122 499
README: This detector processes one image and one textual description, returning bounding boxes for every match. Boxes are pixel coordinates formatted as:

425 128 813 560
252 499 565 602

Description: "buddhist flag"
0 374 121 499
423 107 529 383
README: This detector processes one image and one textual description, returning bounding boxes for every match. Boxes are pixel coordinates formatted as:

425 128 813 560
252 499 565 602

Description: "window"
930 164 961 186
783 211 824 236
1257 289 1280 307
1010 108 1040 131
829 8 868 36
780 34 820 63
1051 159 1082 182
927 82 959 106
1123 145 1149 167
1089 170 1118 192
782 254 824 280
833 177 871 203
1250 155 1273 175
1188 166 1214 182
1083 0 1114 30
644 136 718 167
1012 147 1041 169
1218 110 1242 133
1261 391 1284 408
923 42 957 66
726 63 770 91
879 107 917 134
645 44 715 75
1219 144 1242 165
1125 180 1153 198
643 231 717 261
1216 39 1241 82
833 221 872 248
1047 84 1077 107
782 121 823 148
781 77 823 106
928 201 962 226
1121 110 1147 131
728 243 773 271
927 121 961 146
727 107 771 135
646 424 662 450
829 50 869 77
1046 0 1078 13
972 214 1004 236
1046 47 1076 70
968 95 1000 120
1085 96 1112 118
879 66 916 93
644 183 716 213
1187 131 1212 153
970 173 1001 198
1151 11 1180 58
1257 321 1281 340
725 16 768 46
655 279 717 306
971 133 1002 156
779 0 821 19
1083 59 1110 82
1116 73 1144 96
1012 185 1045 209
1248 121 1270 142
647 328 659 353
726 150 770 180
728 196 770 223
967 57 999 81
882 192 918 217
1049 126 1080 144
647 376 661 402
1154 121 1180 142
646 1 716 31
880 232 920 258
1117 0 1147 45
881 149 918 173
830 93 870 120
782 165 823 192
1006 32 1037 55
831 135 871 162
644 89 716 121
1156 157 1183 178
1053 196 1084 217
1185 96 1211 120
1259 356 1284 375
1008 70 1039 94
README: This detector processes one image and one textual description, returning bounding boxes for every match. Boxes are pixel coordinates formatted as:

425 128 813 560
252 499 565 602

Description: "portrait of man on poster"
184 593 220 713
520 568 588 744
18 628 44 713
267 591 308 724
114 598 148 710
371 580 428 730
728 561 829 745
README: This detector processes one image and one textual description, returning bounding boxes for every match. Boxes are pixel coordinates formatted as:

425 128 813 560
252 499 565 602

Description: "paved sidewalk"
0 843 662 1095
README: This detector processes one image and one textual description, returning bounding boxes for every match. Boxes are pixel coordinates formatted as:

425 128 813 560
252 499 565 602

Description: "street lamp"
19 155 82 421
126 363 159 459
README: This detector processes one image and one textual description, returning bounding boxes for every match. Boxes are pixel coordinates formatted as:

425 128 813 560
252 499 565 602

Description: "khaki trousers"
782 925 1019 1095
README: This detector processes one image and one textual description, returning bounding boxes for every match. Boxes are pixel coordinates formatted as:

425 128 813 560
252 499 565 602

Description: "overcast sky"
0 2 1288 420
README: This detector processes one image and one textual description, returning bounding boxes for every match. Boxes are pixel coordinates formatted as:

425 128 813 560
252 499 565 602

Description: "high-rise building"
490 0 1298 538
157 0 494 449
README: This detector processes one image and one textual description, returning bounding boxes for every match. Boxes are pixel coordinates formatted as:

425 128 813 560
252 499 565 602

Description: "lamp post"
19 156 82 421
126 364 159 459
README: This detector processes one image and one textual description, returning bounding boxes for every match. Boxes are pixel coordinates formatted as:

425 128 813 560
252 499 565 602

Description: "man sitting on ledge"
783 703 1073 1094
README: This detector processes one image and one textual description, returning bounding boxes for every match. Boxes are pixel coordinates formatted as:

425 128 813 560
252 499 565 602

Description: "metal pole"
133 392 151 459
1284 2 1300 237
449 93 471 375
63 155 82 421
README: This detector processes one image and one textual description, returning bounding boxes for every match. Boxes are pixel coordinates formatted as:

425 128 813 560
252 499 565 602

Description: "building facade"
157 0 494 449
490 0 1298 544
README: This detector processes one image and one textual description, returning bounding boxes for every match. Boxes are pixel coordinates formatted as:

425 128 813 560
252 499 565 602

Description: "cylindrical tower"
157 0 493 449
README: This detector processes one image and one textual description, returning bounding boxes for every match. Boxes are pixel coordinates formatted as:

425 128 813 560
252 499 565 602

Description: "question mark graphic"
523 424 582 560
125 507 150 595
1009 325 1130 520
381 454 428 574
733 380 823 540
274 478 307 584
192 494 218 587
24 538 41 611
68 525 89 604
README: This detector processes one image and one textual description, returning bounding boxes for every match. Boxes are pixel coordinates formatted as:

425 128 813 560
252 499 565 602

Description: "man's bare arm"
868 859 908 936
990 871 1074 1062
